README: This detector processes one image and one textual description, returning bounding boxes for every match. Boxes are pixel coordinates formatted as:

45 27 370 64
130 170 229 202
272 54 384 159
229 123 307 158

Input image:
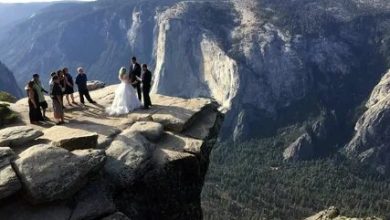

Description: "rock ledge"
0 84 223 220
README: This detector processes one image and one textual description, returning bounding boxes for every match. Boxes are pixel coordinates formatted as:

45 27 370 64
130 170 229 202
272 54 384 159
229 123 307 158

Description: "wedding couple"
106 57 152 116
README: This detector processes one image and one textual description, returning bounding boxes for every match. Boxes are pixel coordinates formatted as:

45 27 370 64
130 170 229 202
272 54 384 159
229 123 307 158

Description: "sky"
0 0 93 3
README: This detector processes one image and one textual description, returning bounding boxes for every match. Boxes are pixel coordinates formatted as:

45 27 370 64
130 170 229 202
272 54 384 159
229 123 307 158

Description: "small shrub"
0 103 18 126
0 91 17 103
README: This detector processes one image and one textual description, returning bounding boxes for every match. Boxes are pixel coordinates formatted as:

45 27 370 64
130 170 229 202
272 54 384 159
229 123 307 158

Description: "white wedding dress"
106 74 142 116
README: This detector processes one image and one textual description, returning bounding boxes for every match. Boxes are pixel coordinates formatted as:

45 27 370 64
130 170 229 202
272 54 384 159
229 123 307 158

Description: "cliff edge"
0 84 223 220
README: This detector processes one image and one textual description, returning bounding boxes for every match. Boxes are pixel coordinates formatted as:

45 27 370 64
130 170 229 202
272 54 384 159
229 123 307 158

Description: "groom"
129 56 142 101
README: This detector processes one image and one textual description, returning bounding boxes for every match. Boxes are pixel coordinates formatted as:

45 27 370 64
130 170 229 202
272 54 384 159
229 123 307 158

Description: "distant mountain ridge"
0 2 52 29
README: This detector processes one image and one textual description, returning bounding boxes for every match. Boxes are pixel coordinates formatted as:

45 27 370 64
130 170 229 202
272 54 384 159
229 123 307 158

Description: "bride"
106 67 142 116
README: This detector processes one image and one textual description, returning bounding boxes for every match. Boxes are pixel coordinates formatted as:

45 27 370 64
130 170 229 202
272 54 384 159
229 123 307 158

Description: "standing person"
32 74 49 119
105 67 141 116
26 81 44 124
75 67 96 104
50 75 65 125
136 64 152 109
49 72 57 92
63 67 77 105
57 70 66 92
57 70 66 109
129 56 142 101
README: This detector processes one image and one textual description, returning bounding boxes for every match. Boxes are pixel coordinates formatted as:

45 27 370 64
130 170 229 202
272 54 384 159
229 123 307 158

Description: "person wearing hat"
32 73 49 118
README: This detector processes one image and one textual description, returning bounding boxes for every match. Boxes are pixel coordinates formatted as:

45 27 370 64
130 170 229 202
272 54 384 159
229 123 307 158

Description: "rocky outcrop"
87 80 105 91
284 133 314 161
305 207 382 220
13 145 106 203
0 85 223 219
284 111 339 161
345 69 390 175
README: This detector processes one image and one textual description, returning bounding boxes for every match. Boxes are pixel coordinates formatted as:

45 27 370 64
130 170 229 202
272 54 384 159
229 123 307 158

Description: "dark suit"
130 62 142 100
141 69 152 108
75 74 94 104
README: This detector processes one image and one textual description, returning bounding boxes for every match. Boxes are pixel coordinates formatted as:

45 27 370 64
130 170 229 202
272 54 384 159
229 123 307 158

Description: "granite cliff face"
345 69 390 175
151 0 390 141
0 61 22 98
0 85 223 220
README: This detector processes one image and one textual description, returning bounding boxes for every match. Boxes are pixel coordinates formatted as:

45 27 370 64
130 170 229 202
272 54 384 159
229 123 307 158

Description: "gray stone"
129 121 164 141
0 165 21 200
0 126 43 147
0 199 71 220
13 145 106 203
87 80 105 91
70 180 115 220
42 126 98 151
158 132 203 156
0 147 20 199
100 212 130 220
104 129 155 188
182 106 219 140
0 146 15 168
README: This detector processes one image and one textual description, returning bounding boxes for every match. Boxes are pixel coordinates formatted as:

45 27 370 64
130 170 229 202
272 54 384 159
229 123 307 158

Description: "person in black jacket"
75 67 96 104
63 67 77 105
136 64 152 109
129 57 142 101
26 81 44 124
